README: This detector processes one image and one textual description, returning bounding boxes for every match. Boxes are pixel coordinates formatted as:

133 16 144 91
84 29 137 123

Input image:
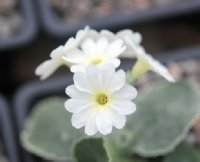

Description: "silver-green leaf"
75 138 109 162
164 143 200 162
104 137 147 162
107 82 200 157
21 97 86 161
128 82 200 157
74 137 145 162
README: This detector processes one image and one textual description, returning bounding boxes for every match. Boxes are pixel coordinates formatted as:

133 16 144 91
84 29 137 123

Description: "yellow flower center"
90 57 103 65
96 93 109 106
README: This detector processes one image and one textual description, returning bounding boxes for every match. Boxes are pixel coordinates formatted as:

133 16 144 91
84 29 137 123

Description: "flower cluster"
35 26 175 135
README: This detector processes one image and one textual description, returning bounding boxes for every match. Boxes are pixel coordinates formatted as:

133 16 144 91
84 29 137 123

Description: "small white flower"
84 28 143 58
35 26 143 79
63 38 125 73
65 64 137 135
125 38 175 82
35 46 67 80
35 26 90 79
116 29 142 58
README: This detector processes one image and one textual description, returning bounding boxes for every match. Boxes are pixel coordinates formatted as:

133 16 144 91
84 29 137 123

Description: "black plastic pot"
0 0 38 50
13 46 200 162
0 95 19 162
37 0 200 38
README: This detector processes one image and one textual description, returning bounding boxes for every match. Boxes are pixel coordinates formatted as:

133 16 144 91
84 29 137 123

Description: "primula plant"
22 27 200 162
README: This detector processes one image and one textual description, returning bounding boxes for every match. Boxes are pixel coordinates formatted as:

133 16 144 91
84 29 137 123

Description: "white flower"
63 38 125 73
35 26 90 79
35 46 67 80
116 30 142 58
82 27 143 58
65 64 137 135
35 26 143 79
125 38 175 82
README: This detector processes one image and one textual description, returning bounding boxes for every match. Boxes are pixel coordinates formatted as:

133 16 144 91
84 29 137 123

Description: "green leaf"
75 138 109 162
108 82 200 157
74 137 145 162
104 137 146 162
21 82 200 161
21 97 86 161
164 143 200 162
129 82 200 156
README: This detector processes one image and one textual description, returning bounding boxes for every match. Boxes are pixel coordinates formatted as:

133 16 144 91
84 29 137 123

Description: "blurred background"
0 0 200 97
0 1 200 162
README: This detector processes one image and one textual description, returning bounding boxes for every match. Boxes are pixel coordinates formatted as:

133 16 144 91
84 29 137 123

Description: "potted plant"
0 95 20 162
13 31 200 161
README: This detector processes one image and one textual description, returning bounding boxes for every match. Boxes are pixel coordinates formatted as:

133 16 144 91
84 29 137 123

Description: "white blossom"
116 29 142 58
82 27 143 58
35 26 90 79
35 26 143 79
65 65 137 135
125 37 175 82
63 38 125 72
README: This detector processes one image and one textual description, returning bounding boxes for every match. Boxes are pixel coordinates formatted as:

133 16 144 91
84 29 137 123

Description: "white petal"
161 71 175 82
101 64 115 88
117 30 142 45
73 72 92 93
81 39 96 56
108 109 126 129
71 108 91 129
100 30 115 41
109 70 125 93
96 112 112 135
63 49 85 64
85 28 99 40
105 58 120 68
85 113 98 136
75 26 89 42
85 65 102 90
35 60 60 80
150 59 175 82
123 36 144 58
71 64 87 73
65 85 89 99
64 37 76 49
137 51 175 82
111 101 136 115
96 37 109 54
117 30 142 58
126 37 175 82
105 39 125 58
113 84 137 100
50 46 65 58
65 99 90 113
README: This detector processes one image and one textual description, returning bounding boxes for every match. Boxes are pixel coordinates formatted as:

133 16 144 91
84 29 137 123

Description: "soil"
0 0 24 40
49 0 182 25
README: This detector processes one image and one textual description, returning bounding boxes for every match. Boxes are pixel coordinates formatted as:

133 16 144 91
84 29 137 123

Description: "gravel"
0 0 24 40
49 0 181 24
